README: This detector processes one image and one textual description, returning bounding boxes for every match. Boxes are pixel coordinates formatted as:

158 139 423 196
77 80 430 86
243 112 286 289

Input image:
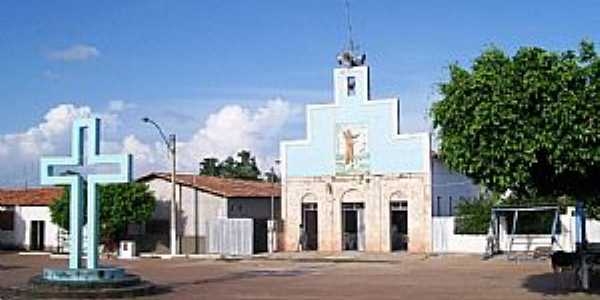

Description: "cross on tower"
40 118 132 270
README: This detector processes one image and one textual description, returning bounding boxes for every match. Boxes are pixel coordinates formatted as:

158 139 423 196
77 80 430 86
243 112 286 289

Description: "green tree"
232 150 261 180
199 158 221 176
431 40 600 207
49 182 156 246
454 196 496 234
198 150 263 181
218 156 240 178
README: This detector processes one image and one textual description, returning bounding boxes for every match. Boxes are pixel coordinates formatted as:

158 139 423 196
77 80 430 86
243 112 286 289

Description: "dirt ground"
1 252 600 300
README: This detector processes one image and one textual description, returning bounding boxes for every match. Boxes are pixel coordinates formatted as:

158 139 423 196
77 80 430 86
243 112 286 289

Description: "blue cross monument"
40 117 132 274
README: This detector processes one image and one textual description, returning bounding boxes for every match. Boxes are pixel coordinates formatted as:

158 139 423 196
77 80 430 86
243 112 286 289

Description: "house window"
0 210 14 231
347 76 356 96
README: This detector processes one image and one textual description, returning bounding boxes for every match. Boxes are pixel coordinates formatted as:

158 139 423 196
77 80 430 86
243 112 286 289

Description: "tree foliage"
49 183 156 244
432 40 600 203
454 196 496 234
199 150 262 180
264 169 281 183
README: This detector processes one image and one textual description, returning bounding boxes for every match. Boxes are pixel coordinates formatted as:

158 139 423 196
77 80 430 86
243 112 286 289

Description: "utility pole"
268 160 281 254
142 117 178 256
170 134 178 255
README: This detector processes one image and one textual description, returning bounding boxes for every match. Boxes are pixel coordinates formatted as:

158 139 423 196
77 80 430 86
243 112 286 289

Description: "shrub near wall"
454 197 495 234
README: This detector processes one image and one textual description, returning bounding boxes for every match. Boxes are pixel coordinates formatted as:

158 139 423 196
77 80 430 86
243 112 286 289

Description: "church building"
279 48 478 253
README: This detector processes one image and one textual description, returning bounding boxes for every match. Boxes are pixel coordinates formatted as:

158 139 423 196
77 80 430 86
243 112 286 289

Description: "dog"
551 251 577 272
551 251 578 289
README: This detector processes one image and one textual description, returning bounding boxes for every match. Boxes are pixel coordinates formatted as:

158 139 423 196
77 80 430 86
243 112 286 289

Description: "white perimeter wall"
433 208 600 254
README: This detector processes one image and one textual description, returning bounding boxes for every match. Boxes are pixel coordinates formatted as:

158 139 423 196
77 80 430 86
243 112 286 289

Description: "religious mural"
335 123 369 175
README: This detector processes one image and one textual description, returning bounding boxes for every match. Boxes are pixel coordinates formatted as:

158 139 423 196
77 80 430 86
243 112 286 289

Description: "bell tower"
334 0 369 105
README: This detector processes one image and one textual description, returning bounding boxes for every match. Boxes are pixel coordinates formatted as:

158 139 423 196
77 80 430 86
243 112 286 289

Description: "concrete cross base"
42 267 126 282
14 271 163 299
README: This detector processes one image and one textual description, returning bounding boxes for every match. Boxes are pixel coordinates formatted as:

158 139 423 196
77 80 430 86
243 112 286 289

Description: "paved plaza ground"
1 251 600 299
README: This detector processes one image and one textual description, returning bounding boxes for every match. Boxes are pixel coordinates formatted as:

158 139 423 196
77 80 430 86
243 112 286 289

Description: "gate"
208 218 254 256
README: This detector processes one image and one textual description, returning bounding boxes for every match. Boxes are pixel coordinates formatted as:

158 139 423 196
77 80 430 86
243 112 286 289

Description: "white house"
137 173 281 254
0 188 64 252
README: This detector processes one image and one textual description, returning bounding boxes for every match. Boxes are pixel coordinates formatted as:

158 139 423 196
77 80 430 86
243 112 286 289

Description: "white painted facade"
0 205 60 251
145 178 228 239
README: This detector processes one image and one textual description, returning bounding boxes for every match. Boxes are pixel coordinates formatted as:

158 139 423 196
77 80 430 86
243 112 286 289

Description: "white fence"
433 207 600 254
432 217 489 254
208 218 253 256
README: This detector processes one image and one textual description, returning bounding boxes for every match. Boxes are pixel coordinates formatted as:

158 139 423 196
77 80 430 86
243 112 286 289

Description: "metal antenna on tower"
345 0 355 52
337 0 366 67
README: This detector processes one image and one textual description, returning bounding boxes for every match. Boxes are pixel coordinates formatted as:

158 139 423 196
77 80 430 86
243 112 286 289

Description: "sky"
0 0 599 187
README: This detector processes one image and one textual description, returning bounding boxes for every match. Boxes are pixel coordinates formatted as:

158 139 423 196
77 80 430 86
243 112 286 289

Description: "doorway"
30 220 45 251
302 203 318 251
252 218 268 253
342 203 365 251
390 201 408 251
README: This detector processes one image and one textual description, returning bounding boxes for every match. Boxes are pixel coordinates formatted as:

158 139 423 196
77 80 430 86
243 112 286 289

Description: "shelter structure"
487 205 560 259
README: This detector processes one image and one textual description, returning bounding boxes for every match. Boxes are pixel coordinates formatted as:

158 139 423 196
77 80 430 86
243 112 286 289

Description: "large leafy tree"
432 40 600 204
199 158 220 176
49 182 156 246
199 150 262 181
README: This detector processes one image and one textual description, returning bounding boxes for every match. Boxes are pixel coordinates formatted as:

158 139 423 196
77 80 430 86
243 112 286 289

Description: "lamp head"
141 117 150 123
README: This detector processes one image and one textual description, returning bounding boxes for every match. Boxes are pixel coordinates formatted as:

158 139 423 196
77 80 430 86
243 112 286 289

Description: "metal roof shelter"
486 205 560 259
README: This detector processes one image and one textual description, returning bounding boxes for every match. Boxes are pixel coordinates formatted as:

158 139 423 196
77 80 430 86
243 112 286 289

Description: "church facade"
280 53 435 253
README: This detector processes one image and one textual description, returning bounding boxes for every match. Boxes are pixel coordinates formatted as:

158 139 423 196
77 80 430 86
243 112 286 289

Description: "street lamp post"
142 117 178 256
268 159 281 254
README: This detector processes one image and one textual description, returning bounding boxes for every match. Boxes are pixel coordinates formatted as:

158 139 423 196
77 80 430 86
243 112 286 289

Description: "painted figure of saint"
343 129 360 165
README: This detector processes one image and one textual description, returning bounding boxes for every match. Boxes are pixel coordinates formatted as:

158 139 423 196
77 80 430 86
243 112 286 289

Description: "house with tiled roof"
137 173 281 255
0 187 64 252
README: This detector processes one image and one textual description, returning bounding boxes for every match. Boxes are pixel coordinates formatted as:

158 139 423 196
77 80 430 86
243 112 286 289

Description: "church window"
347 76 356 96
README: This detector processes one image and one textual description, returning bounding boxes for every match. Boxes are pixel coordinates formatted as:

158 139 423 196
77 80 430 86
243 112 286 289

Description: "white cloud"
0 104 123 186
1 104 92 158
0 99 297 186
124 98 297 176
178 98 294 171
0 104 91 186
121 135 166 172
48 44 100 61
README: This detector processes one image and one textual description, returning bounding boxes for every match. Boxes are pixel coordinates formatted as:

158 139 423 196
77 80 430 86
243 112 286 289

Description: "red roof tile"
137 173 280 198
0 187 63 206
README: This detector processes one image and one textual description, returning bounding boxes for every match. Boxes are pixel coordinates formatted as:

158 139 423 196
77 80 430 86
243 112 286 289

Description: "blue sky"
0 0 599 186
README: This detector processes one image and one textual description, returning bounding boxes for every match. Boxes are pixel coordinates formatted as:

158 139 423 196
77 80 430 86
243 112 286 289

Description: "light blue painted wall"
283 66 429 177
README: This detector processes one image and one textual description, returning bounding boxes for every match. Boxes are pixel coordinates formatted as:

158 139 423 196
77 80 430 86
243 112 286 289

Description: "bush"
454 197 496 234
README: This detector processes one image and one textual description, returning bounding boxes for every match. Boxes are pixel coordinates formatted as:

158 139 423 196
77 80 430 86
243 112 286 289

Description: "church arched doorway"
301 194 318 251
390 191 409 251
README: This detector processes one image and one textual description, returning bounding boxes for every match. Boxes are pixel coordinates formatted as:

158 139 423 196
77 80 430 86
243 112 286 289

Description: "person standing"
297 224 307 252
